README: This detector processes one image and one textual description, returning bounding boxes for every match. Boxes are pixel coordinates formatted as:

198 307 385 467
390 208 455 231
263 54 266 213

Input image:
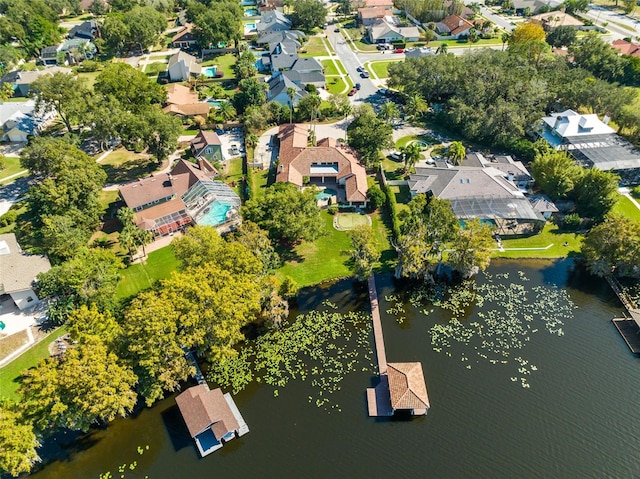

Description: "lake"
30 259 640 479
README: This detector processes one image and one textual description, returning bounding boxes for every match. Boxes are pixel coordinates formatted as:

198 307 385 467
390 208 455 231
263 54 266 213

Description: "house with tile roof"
175 385 249 457
355 0 394 9
162 84 210 118
529 12 583 30
190 130 223 162
358 7 390 26
367 19 420 43
612 39 640 58
276 124 369 207
435 14 474 39
167 51 202 82
387 362 430 415
0 234 51 310
118 158 240 236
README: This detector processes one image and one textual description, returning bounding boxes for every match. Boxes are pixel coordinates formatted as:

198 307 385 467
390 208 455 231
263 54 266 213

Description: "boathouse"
387 362 430 415
175 384 249 456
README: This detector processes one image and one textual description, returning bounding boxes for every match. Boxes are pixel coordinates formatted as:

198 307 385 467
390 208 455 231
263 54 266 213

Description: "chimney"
459 20 463 27
554 115 562 130
603 114 611 125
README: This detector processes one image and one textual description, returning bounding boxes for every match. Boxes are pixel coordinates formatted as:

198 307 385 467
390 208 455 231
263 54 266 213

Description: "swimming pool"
197 202 233 227
207 99 223 108
244 22 256 32
241 0 256 5
244 8 258 16
316 188 337 201
202 66 217 77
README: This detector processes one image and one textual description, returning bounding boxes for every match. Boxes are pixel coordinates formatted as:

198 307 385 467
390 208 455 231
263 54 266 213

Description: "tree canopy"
242 182 324 244
347 104 393 168
290 0 327 31
582 214 640 278
0 401 40 478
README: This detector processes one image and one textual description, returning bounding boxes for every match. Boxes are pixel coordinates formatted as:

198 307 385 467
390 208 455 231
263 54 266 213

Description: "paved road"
583 5 640 40
0 176 32 216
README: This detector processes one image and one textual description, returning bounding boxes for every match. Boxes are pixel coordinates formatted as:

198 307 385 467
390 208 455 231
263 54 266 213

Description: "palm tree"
436 42 448 54
501 32 511 51
405 93 428 119
306 93 321 133
446 141 466 165
218 101 237 122
400 142 422 173
246 132 259 149
378 101 399 124
287 86 297 124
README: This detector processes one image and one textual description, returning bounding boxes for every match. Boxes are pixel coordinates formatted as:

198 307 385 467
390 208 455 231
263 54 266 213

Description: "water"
240 0 256 5
30 260 640 478
196 202 231 227
206 99 223 108
244 8 258 16
202 66 217 78
315 188 337 201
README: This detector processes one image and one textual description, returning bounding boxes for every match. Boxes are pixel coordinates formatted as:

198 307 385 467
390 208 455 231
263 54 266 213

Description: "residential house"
172 24 198 50
175 385 249 457
256 30 305 47
279 69 325 89
529 196 559 220
267 74 307 106
0 67 72 97
67 20 100 40
367 19 420 44
354 0 394 10
511 0 549 15
0 233 51 310
276 124 369 207
435 14 474 39
612 39 640 58
387 363 430 416
256 10 292 32
529 12 584 30
407 160 545 236
537 109 640 185
1 100 55 142
162 84 210 118
40 46 60 66
463 152 533 191
358 7 390 26
39 39 96 65
118 159 241 236
190 130 223 162
264 40 300 71
167 51 202 82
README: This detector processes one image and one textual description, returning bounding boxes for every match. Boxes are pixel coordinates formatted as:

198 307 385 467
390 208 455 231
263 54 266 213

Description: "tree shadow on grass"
101 157 158 184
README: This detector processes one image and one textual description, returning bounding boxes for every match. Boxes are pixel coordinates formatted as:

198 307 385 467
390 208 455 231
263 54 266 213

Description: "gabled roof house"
0 233 51 310
257 10 292 32
167 51 202 82
256 30 305 47
190 130 223 163
612 39 640 58
172 24 198 50
0 67 72 97
68 20 100 40
358 7 390 26
276 124 369 206
1 100 55 143
436 14 474 39
267 74 307 106
387 362 430 415
367 19 420 43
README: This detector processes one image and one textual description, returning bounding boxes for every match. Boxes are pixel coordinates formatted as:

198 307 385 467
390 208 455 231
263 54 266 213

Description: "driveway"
0 176 32 216
217 128 245 161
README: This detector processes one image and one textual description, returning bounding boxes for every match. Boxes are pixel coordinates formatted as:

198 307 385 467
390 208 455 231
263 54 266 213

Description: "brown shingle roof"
612 39 640 58
439 14 474 36
387 362 430 411
276 124 368 202
163 103 210 117
172 23 194 42
190 130 222 157
175 385 239 440
358 7 388 19
166 84 199 105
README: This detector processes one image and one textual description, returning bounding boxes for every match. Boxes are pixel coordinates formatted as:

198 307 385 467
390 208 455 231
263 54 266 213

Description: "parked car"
393 48 404 53
334 28 340 32
360 71 370 78
323 23 328 28
356 66 364 72
348 87 358 96
355 82 361 90
389 151 403 160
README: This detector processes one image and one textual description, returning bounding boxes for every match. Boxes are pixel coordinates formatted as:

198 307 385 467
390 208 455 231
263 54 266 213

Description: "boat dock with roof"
366 275 430 417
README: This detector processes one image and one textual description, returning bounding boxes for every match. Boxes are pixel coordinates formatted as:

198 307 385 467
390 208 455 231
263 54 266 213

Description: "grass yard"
335 212 371 230
0 156 27 184
327 76 348 95
249 167 270 199
341 26 378 52
613 194 640 223
277 211 352 287
116 245 180 299
321 59 346 76
201 53 237 75
77 70 102 90
0 325 68 401
100 149 159 184
144 62 167 75
494 223 584 259
367 60 402 79
300 36 329 56
370 210 395 273
225 157 244 193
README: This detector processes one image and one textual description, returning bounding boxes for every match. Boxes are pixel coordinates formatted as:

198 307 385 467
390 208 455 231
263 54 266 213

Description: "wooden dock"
183 348 207 386
368 274 387 375
366 376 393 417
612 318 640 354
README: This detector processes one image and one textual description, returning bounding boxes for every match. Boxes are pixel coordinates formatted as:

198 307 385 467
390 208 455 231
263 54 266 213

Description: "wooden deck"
366 376 393 417
183 348 207 385
612 319 640 354
368 274 387 375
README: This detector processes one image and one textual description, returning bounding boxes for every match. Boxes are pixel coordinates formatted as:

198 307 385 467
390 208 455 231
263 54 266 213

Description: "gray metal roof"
0 234 51 293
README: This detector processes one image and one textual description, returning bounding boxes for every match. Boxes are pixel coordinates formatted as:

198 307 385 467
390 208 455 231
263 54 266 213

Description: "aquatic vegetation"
99 446 150 479
385 294 406 323
400 272 577 388
208 303 373 411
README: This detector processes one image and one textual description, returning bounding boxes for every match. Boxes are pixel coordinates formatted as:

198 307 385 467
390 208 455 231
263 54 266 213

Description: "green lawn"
494 223 584 259
249 167 270 199
0 326 68 401
321 59 346 75
300 36 329 56
201 53 237 77
341 26 378 52
98 189 120 213
77 70 102 90
0 156 27 185
395 134 436 149
99 149 159 184
116 245 180 299
144 62 167 75
327 76 348 95
370 210 395 273
613 195 640 223
277 211 352 287
367 60 402 79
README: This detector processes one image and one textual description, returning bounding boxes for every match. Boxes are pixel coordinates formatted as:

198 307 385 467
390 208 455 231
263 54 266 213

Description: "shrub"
562 213 581 231
631 186 640 200
384 183 401 239
327 204 339 215
367 184 386 210
0 210 18 227
77 60 99 72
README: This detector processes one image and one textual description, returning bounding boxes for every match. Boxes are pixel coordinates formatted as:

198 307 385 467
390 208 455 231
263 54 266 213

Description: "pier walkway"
368 274 387 375
183 347 207 385
606 275 640 355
